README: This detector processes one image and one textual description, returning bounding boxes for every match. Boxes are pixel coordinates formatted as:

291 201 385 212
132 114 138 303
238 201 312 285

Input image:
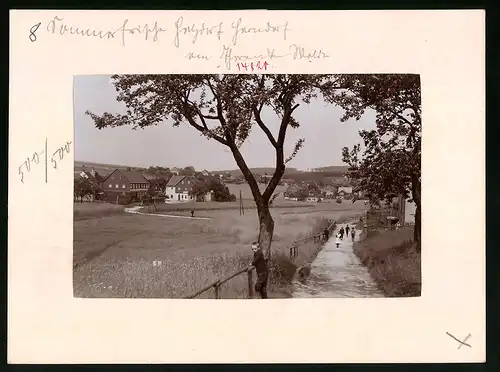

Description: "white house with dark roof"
165 175 195 202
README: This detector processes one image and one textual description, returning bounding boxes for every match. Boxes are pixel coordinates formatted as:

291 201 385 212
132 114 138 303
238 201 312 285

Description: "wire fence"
183 220 338 299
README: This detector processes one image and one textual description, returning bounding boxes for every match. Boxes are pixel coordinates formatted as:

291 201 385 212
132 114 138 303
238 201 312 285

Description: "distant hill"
214 167 298 177
74 161 350 184
311 166 350 173
215 166 348 176
74 160 145 177
213 165 349 184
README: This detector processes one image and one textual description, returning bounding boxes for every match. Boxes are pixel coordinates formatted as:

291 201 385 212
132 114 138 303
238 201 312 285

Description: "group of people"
335 225 356 247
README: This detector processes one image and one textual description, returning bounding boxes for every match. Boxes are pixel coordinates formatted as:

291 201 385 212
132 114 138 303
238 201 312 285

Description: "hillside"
74 161 349 184
75 160 145 177
214 167 297 177
215 166 348 177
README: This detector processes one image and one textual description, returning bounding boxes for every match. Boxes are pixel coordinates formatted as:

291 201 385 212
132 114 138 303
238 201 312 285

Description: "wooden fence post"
214 283 220 299
247 269 254 299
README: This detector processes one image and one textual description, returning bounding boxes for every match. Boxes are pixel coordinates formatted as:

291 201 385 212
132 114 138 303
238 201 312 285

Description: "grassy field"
226 183 288 200
73 200 366 298
353 227 421 297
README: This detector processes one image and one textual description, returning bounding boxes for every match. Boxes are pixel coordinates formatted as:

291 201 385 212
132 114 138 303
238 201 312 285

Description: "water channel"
292 223 384 298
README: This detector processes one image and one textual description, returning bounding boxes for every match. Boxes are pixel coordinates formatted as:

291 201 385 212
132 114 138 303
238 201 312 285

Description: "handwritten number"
51 156 57 169
29 22 41 42
18 166 24 183
19 140 71 183
257 61 269 71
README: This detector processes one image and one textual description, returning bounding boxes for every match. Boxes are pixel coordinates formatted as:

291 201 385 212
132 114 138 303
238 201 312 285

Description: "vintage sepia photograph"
73 74 421 299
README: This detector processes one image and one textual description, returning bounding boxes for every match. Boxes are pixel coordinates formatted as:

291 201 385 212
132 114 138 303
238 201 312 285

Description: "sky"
74 75 376 171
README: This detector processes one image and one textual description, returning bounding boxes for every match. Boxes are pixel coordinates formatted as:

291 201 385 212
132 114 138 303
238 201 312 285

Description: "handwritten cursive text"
231 18 290 46
46 16 167 47
220 45 268 70
174 16 224 48
289 44 329 60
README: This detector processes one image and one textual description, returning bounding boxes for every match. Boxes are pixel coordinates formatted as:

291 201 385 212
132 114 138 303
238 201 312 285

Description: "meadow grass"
352 227 421 297
73 201 366 298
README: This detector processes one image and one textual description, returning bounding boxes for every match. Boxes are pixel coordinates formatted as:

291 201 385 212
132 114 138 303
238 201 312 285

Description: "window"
187 180 190 184
122 185 126 189
182 180 184 184
109 184 112 188
111 175 115 180
115 184 119 188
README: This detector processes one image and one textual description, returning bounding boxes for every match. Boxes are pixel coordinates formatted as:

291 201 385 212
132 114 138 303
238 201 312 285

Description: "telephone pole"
239 190 244 215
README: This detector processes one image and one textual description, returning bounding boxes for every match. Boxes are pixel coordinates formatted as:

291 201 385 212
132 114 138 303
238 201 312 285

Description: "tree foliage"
74 176 101 202
86 74 342 259
335 74 421 244
189 175 235 202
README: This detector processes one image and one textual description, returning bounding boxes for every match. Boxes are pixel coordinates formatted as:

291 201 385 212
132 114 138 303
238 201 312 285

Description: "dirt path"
125 206 212 221
292 223 384 298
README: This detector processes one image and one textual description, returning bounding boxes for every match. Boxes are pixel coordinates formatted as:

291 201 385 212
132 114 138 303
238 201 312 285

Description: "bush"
336 197 342 204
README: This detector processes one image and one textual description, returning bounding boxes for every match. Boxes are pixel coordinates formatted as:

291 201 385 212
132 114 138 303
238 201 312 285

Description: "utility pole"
239 190 244 215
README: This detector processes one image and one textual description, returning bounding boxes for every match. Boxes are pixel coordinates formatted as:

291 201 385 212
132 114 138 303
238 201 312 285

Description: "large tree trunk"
257 202 274 261
411 176 421 251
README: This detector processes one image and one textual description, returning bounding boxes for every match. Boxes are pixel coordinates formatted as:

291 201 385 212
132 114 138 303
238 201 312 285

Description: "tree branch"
252 106 278 148
262 103 299 201
180 99 229 146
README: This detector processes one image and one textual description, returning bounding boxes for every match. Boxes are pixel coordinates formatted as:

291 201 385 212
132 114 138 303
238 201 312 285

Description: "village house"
306 196 320 203
396 194 417 225
284 184 300 196
102 168 150 202
78 166 106 201
165 175 195 202
170 167 181 176
337 186 353 199
281 178 295 187
201 169 211 177
321 185 336 198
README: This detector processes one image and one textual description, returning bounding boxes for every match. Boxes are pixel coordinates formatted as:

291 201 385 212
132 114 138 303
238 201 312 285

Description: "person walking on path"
323 227 330 242
190 210 195 218
335 233 342 248
339 226 345 239
351 228 356 242
345 225 350 237
249 242 268 299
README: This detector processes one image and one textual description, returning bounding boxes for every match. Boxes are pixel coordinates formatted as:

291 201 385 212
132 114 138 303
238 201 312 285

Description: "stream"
292 223 384 298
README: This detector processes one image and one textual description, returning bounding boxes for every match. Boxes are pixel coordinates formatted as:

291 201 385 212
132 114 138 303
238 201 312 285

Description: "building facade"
165 175 195 202
102 169 150 202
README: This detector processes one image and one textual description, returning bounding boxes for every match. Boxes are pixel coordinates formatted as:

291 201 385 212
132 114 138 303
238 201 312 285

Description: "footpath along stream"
292 223 384 298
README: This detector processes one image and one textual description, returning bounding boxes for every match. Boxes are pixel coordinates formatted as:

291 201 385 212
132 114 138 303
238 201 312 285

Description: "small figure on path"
345 225 350 237
339 227 345 239
323 228 330 242
335 233 342 248
190 210 195 218
249 242 268 299
351 228 356 242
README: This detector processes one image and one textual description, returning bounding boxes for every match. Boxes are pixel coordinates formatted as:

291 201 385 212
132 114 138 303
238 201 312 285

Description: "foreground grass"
73 201 366 298
74 202 128 221
353 227 421 297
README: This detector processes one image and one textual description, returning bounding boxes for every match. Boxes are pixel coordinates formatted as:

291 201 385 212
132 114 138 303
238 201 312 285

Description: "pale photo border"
8 10 485 363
